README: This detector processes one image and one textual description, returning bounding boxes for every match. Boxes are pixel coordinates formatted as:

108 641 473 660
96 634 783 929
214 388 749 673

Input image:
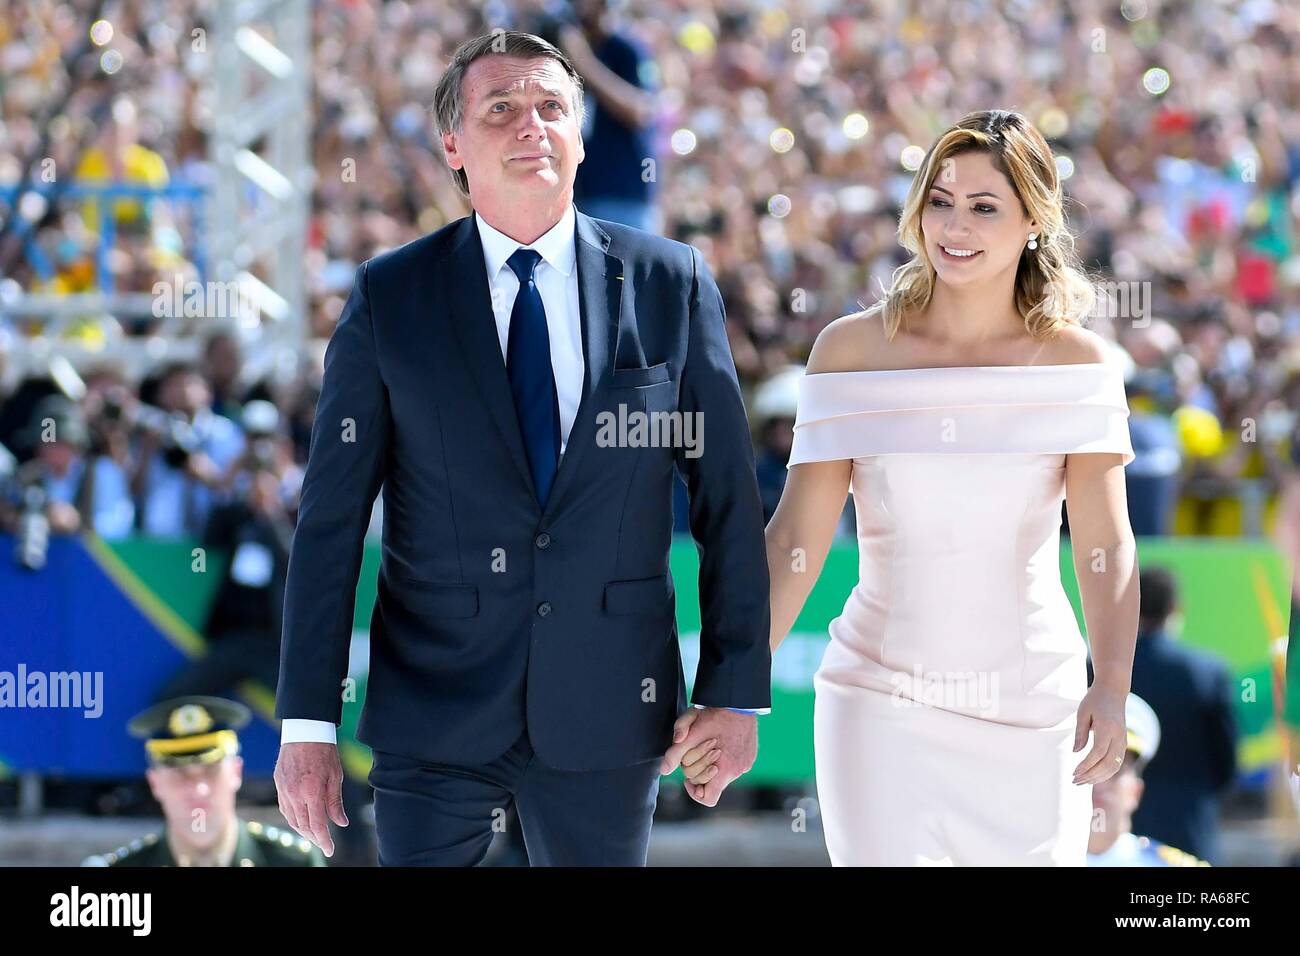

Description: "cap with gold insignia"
128 696 251 767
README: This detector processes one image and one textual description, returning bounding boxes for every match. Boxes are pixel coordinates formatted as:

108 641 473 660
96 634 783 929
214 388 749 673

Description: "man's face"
1088 759 1143 854
1194 122 1228 167
573 0 606 29
160 371 210 416
205 337 241 385
37 437 79 474
146 756 242 852
443 55 585 209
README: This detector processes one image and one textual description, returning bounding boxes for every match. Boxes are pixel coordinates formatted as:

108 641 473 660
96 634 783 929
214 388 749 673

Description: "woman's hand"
1072 680 1129 785
680 734 722 786
661 708 723 787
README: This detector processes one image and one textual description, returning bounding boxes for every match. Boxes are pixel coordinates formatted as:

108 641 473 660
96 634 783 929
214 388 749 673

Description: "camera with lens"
0 442 52 571
115 401 201 470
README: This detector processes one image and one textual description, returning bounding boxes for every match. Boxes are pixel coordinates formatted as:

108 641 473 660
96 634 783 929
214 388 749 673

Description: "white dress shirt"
282 204 765 746
477 202 585 454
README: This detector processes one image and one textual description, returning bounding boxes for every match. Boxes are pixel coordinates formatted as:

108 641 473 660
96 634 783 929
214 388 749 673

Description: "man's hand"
659 708 757 807
249 470 286 518
47 501 81 535
274 742 348 857
556 24 595 65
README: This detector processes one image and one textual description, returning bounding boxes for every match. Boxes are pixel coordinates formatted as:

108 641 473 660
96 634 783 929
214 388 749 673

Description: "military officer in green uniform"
82 696 325 867
1088 692 1210 867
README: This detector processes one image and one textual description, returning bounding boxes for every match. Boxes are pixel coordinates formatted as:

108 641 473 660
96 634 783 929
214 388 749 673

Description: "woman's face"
920 151 1037 289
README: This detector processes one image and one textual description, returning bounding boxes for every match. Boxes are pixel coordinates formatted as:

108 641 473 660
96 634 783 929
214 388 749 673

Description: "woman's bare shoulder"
1041 324 1114 365
807 308 892 374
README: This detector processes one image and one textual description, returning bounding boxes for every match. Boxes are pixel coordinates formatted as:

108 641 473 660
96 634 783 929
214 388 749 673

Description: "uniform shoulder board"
81 832 160 867
250 821 315 854
1154 842 1210 867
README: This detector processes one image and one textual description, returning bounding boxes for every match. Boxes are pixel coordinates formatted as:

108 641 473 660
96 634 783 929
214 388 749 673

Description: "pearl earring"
1027 232 1039 250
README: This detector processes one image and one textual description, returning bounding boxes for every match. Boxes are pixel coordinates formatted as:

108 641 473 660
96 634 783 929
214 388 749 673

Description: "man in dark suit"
1127 566 1238 863
273 31 771 866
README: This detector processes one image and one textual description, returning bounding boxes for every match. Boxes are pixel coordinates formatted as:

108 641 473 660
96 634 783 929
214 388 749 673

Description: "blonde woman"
686 110 1139 864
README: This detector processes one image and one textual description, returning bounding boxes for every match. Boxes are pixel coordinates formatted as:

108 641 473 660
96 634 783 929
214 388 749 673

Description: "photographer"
80 371 144 537
131 362 246 539
539 0 661 231
1 394 136 563
154 400 302 701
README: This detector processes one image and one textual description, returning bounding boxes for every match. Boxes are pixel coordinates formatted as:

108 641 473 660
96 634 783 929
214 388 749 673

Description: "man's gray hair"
432 31 586 198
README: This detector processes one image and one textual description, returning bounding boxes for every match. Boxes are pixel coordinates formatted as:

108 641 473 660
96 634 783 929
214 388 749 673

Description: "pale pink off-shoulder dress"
787 361 1135 866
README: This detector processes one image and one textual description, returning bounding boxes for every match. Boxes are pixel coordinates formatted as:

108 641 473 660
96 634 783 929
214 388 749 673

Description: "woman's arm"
1065 452 1139 690
766 314 871 653
766 457 851 653
1064 450 1140 783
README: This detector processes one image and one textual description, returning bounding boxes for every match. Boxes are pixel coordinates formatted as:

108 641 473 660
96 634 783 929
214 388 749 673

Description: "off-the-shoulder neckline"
804 362 1112 377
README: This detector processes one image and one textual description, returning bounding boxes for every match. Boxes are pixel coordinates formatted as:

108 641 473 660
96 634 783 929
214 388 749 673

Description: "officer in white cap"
1088 693 1209 866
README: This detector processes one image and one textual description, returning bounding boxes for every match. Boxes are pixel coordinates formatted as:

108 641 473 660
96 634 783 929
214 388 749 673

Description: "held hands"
659 707 757 807
1072 681 1128 786
274 742 349 857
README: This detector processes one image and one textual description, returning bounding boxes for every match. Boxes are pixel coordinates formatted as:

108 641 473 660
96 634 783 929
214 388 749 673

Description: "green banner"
101 536 1293 785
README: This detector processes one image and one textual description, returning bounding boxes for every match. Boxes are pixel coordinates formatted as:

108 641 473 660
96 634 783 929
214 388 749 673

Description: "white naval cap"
1125 693 1161 763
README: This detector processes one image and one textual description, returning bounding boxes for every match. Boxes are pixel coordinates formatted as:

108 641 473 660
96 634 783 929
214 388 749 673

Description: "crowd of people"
1 0 1294 868
2 0 1300 544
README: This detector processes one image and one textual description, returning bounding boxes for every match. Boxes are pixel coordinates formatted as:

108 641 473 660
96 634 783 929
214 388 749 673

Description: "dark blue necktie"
505 248 561 506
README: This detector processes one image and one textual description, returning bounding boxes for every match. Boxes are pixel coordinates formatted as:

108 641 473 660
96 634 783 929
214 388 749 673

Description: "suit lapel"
443 210 624 515
445 212 536 495
543 211 623 520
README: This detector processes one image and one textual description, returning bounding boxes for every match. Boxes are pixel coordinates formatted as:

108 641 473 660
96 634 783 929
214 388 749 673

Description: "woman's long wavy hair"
873 109 1097 341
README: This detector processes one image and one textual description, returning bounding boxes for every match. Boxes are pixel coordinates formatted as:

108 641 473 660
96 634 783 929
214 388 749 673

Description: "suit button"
535 532 551 549
537 601 552 617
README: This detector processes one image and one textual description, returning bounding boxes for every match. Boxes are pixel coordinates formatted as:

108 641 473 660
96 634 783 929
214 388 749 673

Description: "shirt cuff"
281 718 338 745
692 704 771 715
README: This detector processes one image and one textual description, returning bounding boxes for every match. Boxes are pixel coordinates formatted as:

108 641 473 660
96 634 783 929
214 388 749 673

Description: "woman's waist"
837 572 1079 630
826 586 1087 674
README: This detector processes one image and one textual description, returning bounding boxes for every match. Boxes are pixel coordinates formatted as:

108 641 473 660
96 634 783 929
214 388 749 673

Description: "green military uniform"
83 818 324 867
81 696 326 867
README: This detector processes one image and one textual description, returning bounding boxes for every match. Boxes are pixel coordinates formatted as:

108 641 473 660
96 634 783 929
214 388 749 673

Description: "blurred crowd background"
3 0 1300 542
1 0 1298 865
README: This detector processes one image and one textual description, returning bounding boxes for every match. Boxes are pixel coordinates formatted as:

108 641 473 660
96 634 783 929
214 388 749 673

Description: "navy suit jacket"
276 210 772 771
1127 629 1238 862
